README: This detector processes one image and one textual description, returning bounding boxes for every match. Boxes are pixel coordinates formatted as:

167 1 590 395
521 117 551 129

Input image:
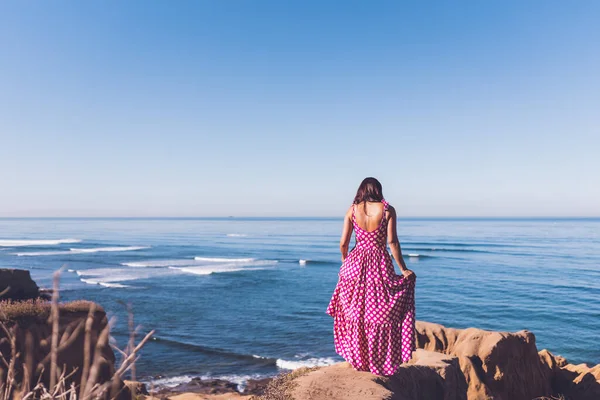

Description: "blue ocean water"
0 217 599 387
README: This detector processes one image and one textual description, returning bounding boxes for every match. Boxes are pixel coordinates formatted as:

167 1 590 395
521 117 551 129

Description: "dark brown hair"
353 177 384 204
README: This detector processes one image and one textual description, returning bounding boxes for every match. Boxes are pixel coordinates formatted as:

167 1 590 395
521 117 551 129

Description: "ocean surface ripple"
0 217 598 385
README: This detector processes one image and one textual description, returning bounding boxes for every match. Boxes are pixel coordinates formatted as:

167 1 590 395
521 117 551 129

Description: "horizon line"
0 216 599 220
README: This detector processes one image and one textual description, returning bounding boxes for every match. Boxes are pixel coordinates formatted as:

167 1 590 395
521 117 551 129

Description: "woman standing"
326 177 416 376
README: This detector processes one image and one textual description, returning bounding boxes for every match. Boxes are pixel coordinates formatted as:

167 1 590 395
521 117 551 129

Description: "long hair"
353 177 384 204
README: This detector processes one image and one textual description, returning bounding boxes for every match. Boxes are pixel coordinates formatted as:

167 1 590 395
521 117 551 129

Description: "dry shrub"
0 300 102 323
0 270 153 400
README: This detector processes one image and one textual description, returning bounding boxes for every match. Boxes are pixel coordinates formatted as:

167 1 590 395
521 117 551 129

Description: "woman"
326 177 416 376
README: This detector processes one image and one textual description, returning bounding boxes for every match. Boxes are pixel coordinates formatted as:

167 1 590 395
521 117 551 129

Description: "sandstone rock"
539 350 600 400
590 364 600 381
0 269 40 300
558 365 600 400
416 321 552 400
539 348 568 372
282 349 466 400
262 321 600 400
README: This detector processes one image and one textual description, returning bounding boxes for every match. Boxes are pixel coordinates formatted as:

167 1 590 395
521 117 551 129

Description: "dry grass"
0 269 153 399
0 300 104 322
250 367 318 400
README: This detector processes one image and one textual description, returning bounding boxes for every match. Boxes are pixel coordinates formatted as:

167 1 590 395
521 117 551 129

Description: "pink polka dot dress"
326 200 416 376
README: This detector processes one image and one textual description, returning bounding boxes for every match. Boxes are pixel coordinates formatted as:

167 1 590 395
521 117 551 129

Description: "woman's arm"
387 206 416 279
340 206 354 261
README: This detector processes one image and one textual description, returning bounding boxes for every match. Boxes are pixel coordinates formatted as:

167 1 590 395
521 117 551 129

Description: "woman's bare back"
353 201 386 232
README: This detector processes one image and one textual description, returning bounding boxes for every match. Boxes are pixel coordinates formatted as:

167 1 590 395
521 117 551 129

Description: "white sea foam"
76 267 176 287
193 257 257 263
215 374 266 392
407 253 420 257
226 233 248 237
123 257 265 268
299 259 307 265
146 375 195 388
146 373 265 392
0 239 81 247
15 246 149 257
276 357 338 370
121 257 277 268
70 246 149 253
80 279 130 288
122 259 193 267
123 257 276 276
169 264 271 276
15 251 73 256
77 267 149 279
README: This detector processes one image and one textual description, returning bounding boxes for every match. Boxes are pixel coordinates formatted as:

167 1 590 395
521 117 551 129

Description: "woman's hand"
402 269 416 280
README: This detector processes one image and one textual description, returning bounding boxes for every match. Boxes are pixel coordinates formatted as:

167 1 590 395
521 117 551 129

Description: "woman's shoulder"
386 204 396 216
345 205 354 218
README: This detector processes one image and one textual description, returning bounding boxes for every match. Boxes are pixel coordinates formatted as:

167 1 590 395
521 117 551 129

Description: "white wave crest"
123 257 277 276
70 246 149 253
0 239 81 247
124 257 273 268
122 260 191 268
407 253 420 257
193 257 257 263
299 259 308 265
145 373 266 392
226 234 248 237
146 375 195 388
16 246 149 257
16 251 73 256
80 279 130 288
76 267 176 287
276 357 338 370
169 263 274 276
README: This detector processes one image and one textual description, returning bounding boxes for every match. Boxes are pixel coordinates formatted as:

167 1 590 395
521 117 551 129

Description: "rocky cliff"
0 299 129 399
0 269 41 300
257 321 600 400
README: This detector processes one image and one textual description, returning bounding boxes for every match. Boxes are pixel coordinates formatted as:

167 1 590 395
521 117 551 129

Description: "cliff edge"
256 321 600 400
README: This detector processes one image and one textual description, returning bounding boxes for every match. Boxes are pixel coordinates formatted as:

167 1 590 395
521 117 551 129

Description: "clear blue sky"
1 1 598 217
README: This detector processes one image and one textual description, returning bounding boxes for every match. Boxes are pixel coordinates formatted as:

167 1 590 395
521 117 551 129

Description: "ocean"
0 217 598 388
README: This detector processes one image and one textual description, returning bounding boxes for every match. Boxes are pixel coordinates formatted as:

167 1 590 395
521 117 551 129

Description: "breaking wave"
73 267 175 288
169 264 271 275
194 257 257 262
79 279 130 288
146 373 268 392
123 257 275 268
275 357 338 370
0 239 81 247
15 246 149 256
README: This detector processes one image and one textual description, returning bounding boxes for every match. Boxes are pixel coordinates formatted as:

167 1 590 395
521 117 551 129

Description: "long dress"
326 200 416 376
